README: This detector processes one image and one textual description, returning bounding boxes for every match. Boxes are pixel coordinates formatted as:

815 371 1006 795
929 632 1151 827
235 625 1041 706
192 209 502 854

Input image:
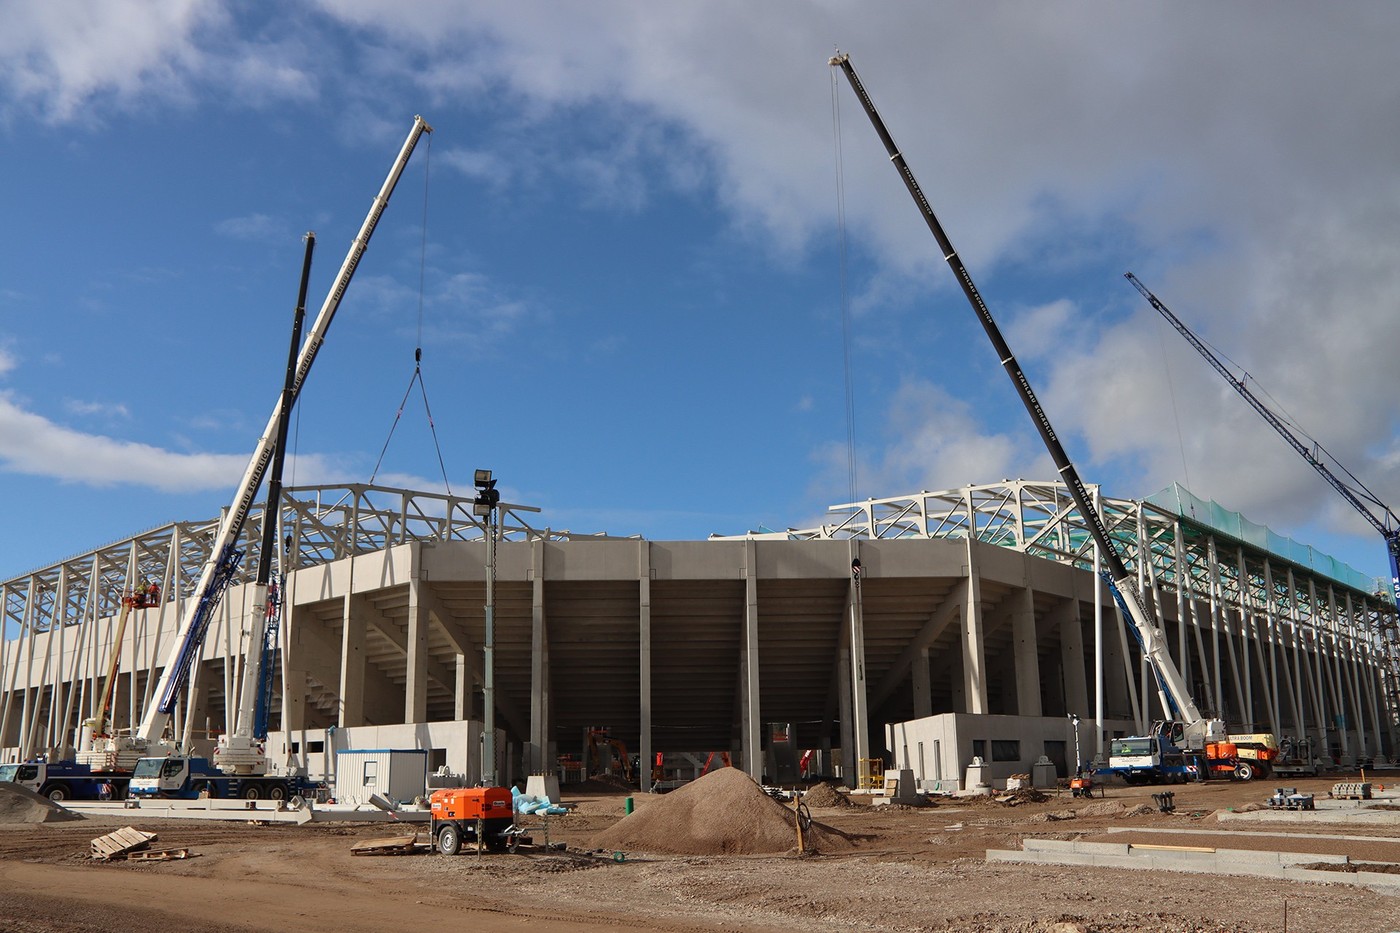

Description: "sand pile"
592 768 856 855
801 782 850 807
0 783 84 824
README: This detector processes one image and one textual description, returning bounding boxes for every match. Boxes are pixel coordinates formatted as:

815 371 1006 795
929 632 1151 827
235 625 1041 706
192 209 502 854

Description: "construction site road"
2 772 1398 933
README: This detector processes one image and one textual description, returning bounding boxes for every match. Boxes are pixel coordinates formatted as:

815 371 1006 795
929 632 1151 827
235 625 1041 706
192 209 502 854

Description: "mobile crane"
110 116 434 799
829 53 1253 782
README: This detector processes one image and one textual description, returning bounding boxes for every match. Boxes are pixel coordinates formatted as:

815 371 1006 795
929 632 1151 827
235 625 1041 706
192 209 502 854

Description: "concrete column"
742 540 761 781
838 634 854 781
1011 585 1041 717
846 540 870 774
454 655 469 721
1055 597 1089 718
912 646 932 719
638 541 653 790
279 590 306 737
961 539 988 714
528 538 549 773
1340 593 1368 758
405 566 429 724
338 594 366 728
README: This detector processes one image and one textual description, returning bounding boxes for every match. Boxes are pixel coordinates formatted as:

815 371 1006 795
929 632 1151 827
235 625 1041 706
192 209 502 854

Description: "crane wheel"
242 785 262 800
266 784 288 801
1233 761 1255 782
40 783 68 802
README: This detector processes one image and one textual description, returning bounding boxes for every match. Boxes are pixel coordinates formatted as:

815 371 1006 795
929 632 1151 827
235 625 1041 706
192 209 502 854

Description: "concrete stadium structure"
2 480 1397 791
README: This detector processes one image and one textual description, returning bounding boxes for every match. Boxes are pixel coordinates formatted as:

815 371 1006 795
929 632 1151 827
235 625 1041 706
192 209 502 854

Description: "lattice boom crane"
1125 271 1400 607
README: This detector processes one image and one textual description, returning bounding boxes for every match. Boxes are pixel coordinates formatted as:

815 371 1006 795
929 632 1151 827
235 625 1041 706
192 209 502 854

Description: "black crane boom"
1123 272 1400 606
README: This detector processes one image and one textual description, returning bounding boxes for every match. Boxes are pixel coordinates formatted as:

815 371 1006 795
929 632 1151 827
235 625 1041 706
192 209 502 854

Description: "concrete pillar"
961 539 988 714
454 655 469 721
846 541 870 775
638 541 653 790
912 646 932 719
405 569 429 724
528 539 549 773
338 594 366 728
838 636 854 782
279 590 306 736
742 540 761 781
1011 585 1041 716
1055 597 1089 718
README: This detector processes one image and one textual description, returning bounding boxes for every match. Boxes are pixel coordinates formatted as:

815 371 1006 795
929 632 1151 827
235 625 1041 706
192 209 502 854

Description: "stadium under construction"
2 478 1397 791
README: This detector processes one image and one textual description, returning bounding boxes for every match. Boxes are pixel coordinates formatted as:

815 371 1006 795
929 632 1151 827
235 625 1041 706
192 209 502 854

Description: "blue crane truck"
0 760 130 801
128 755 322 801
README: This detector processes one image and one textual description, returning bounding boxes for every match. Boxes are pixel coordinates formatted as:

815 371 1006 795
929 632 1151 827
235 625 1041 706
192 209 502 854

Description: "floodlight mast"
829 52 1216 741
126 116 434 754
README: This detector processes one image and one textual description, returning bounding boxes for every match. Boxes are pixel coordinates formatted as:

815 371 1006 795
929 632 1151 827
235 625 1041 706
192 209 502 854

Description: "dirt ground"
2 773 1399 933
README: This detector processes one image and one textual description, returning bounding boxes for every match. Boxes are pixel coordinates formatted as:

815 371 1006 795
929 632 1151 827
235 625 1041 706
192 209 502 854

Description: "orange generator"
428 786 513 854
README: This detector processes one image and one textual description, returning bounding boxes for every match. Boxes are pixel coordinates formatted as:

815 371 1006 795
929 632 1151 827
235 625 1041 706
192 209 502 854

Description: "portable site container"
334 748 428 806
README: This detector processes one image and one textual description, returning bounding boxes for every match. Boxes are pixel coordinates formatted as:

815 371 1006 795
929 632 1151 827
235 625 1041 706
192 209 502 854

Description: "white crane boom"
132 116 433 750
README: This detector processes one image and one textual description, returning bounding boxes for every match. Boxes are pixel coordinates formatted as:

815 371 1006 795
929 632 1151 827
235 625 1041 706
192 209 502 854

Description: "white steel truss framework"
0 483 620 759
727 480 1400 753
3 480 1397 763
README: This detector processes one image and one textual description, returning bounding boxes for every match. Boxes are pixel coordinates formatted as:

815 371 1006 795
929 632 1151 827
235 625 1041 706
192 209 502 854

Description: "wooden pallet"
129 847 196 862
350 835 422 856
91 826 157 861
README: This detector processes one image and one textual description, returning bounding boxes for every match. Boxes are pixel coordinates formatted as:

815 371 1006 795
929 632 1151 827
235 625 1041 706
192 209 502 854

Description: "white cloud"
65 398 130 419
0 342 16 377
0 0 216 121
0 0 317 123
5 1 1399 557
808 378 1054 508
0 391 244 490
215 213 279 241
0 390 352 493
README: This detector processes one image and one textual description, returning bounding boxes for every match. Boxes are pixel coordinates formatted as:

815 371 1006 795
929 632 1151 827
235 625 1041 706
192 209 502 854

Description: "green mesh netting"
1146 483 1384 598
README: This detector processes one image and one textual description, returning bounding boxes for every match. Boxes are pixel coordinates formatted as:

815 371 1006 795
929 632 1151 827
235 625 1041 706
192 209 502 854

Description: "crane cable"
831 62 858 505
367 132 455 496
1151 305 1194 506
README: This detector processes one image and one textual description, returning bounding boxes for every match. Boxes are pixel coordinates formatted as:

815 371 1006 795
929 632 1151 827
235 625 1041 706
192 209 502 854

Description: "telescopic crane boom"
1124 272 1400 607
104 116 433 761
829 52 1223 746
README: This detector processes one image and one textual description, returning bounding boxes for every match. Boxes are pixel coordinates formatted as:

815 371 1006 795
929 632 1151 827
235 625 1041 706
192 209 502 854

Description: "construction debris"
350 834 424 856
90 826 158 861
1268 787 1316 810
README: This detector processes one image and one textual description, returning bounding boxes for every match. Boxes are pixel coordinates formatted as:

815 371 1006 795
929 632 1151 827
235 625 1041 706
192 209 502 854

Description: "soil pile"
801 782 849 807
0 783 84 824
592 768 856 855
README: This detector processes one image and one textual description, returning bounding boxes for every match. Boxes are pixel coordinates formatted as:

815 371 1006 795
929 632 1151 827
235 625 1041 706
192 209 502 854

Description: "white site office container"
334 748 428 805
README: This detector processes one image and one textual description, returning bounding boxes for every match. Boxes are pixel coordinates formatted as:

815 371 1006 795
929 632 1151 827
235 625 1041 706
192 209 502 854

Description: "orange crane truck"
429 787 514 854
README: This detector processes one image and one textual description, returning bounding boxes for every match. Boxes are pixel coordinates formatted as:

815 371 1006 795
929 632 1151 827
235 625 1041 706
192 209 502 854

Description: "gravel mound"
0 783 84 824
592 767 856 855
801 782 849 807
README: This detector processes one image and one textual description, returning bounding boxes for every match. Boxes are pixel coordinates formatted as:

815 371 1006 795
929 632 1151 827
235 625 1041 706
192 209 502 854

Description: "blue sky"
2 2 1399 587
